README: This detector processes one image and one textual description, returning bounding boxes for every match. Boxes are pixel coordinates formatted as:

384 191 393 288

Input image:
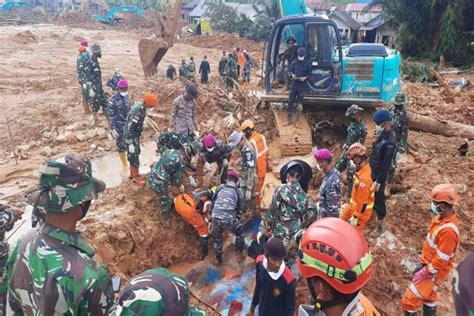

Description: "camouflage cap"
345 104 364 117
394 92 406 105
27 153 105 214
117 268 205 316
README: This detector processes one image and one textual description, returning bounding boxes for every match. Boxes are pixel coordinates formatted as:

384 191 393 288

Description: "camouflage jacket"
84 56 103 88
218 57 228 75
319 168 341 217
108 93 130 132
225 58 238 76
187 61 196 76
148 149 185 187
0 206 17 258
116 268 205 315
238 142 257 190
211 181 243 221
157 131 193 153
179 65 191 80
106 73 124 91
262 181 313 239
169 95 197 135
123 102 146 140
281 46 297 66
345 121 367 147
76 52 90 85
7 224 114 315
389 106 409 153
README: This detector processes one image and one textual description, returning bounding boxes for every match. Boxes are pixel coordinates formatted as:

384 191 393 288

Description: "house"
187 0 208 24
309 1 342 15
344 2 381 23
328 10 361 44
182 0 201 22
188 0 265 25
359 15 397 48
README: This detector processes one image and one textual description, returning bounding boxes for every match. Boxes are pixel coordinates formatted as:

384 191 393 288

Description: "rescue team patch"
359 182 366 188
273 287 281 297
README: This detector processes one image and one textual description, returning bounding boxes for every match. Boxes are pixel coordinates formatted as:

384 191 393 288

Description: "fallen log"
408 112 474 139
429 66 454 103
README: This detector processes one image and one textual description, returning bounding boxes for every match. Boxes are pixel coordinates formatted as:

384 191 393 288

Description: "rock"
97 146 105 151
85 129 97 140
414 154 429 164
40 146 52 157
66 121 88 132
42 131 53 139
94 127 107 137
67 134 78 145
55 134 67 143
90 144 97 150
17 144 31 151
75 132 87 142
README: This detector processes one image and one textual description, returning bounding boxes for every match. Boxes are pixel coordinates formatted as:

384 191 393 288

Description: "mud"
0 22 472 316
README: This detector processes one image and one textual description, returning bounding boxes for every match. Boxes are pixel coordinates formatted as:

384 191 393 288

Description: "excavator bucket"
138 38 170 77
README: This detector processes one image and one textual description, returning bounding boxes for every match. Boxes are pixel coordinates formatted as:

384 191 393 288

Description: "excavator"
137 0 400 156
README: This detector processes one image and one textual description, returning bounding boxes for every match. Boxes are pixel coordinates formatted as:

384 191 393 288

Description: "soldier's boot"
404 312 417 316
199 236 209 260
119 152 128 176
385 182 392 197
82 97 91 114
215 254 223 266
422 305 436 316
130 166 145 185
371 219 385 238
286 112 293 125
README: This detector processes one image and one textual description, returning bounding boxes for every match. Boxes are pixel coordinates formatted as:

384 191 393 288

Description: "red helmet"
430 184 458 205
297 218 374 294
347 143 367 159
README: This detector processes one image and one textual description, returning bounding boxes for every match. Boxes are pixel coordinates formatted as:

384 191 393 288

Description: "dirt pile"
181 32 264 53
0 8 48 25
9 30 37 44
55 12 105 29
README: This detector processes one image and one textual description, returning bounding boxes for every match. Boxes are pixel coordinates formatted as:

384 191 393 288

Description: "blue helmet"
297 47 307 57
373 109 390 125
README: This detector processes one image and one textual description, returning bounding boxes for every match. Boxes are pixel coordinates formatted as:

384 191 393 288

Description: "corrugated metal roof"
188 0 207 17
359 14 386 30
183 0 201 9
330 10 361 30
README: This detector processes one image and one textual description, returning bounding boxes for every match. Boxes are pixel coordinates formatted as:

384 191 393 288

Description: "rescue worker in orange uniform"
174 187 214 260
340 143 374 232
297 218 380 316
240 119 271 207
401 184 460 316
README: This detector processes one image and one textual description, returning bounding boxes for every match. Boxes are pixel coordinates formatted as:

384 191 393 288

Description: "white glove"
396 152 401 161
372 181 381 192
188 176 197 187
111 130 119 139
193 130 200 139
245 190 252 201
82 83 87 90
257 231 265 244
128 144 135 154
222 159 229 167
349 216 358 227
204 162 212 173
179 184 185 193
89 88 95 98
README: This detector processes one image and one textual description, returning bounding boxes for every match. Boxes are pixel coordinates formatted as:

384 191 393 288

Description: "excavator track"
271 105 313 157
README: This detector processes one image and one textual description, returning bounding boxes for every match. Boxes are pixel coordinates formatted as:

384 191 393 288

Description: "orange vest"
349 163 374 220
359 294 380 316
249 132 268 178
421 213 459 280
238 52 245 67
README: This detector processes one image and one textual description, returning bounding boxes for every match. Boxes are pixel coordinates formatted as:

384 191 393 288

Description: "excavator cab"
265 16 343 97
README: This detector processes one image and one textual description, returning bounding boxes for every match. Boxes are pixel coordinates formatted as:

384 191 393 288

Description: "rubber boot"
199 236 209 260
287 112 293 125
82 97 91 114
130 166 145 185
371 219 385 238
216 254 223 266
119 152 128 176
404 312 417 316
385 182 392 197
422 305 436 316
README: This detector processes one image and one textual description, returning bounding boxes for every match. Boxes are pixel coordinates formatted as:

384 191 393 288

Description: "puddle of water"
91 141 158 188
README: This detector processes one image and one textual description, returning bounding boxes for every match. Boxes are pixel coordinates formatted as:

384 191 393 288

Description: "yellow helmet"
240 119 254 131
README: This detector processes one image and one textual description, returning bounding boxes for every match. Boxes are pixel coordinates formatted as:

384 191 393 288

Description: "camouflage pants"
388 151 398 183
116 132 127 153
240 177 257 213
148 176 172 219
0 256 7 316
125 138 141 168
90 84 108 113
212 217 244 257
273 228 298 263
335 153 355 195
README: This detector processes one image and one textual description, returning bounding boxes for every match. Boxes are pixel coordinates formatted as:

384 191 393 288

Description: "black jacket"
369 129 396 184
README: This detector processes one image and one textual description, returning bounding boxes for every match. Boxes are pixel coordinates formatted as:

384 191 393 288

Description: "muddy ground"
0 24 472 315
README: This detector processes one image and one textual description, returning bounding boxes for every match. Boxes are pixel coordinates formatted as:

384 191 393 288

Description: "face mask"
376 124 384 133
298 56 305 61
120 92 128 97
431 202 441 215
207 146 215 152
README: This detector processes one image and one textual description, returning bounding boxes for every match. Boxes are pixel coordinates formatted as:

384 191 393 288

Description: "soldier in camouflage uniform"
148 143 196 227
199 134 234 186
335 104 367 197
84 44 108 118
169 84 199 136
116 268 205 315
156 131 194 154
386 92 409 196
124 92 158 185
259 163 316 260
228 131 257 215
106 68 124 91
225 54 238 91
0 204 23 314
108 79 130 174
77 45 91 114
211 170 244 265
188 56 197 80
315 149 341 218
7 153 114 315
179 60 192 80
166 64 176 80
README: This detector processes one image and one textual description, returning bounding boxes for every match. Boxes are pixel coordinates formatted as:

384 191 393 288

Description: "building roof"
183 0 201 10
344 2 383 12
306 0 343 11
329 10 361 30
359 14 386 30
188 1 262 21
188 0 207 17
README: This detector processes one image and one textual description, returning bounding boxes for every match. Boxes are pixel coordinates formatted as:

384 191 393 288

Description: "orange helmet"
430 184 458 205
239 119 254 131
297 218 374 294
79 46 87 53
143 93 158 108
347 143 367 159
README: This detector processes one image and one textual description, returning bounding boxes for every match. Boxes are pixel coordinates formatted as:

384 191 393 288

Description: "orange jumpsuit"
401 213 460 312
340 163 374 232
174 193 211 237
248 131 269 206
